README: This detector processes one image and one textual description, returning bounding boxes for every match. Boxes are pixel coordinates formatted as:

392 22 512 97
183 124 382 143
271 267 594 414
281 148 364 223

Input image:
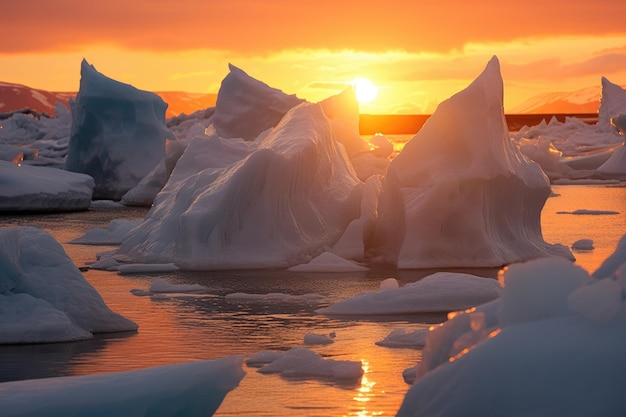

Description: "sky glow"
3 1 626 113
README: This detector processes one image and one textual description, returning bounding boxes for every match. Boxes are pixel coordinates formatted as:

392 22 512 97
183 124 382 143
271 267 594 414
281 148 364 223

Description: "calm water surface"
0 184 624 416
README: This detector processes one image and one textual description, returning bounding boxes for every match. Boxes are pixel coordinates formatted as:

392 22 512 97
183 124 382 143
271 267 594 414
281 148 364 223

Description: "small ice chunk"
257 347 363 381
375 328 429 349
572 239 594 251
246 351 285 367
70 219 141 245
303 333 334 345
148 278 206 293
379 278 399 290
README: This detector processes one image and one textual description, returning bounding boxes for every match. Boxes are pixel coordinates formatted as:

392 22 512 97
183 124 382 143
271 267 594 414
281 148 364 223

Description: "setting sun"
352 77 379 104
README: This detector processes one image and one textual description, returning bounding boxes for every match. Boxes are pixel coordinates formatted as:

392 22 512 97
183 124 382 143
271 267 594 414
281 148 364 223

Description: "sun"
352 77 379 104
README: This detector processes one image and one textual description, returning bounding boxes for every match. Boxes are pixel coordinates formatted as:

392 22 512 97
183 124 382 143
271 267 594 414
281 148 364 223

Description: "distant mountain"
510 85 605 114
0 81 217 119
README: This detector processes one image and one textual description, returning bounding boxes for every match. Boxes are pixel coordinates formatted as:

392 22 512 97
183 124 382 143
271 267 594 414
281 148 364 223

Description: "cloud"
4 0 626 54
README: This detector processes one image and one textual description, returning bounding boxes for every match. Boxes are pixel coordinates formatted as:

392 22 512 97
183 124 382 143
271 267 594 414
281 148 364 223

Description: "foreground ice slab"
0 356 245 417
65 59 174 200
0 161 94 212
373 56 572 268
116 102 362 269
396 252 626 417
0 227 137 344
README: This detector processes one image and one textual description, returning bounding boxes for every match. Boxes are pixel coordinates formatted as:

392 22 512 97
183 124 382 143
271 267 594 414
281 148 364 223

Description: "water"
1 184 625 416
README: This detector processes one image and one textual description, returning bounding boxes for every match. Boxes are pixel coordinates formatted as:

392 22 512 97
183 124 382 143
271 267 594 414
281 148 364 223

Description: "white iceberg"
211 63 304 141
0 356 245 417
303 333 334 345
65 59 174 200
396 249 626 417
0 227 137 344
0 161 93 212
115 102 362 269
316 273 502 315
372 56 572 268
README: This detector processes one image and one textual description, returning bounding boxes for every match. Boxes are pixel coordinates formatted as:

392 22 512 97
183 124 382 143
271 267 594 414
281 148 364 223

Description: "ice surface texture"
65 59 174 200
0 227 137 344
0 356 245 417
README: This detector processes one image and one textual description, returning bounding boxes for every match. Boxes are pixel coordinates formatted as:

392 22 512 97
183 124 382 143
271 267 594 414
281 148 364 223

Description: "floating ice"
225 292 324 304
257 347 363 382
396 245 626 417
0 227 137 344
0 161 94 212
0 356 245 417
117 264 180 275
375 328 429 349
69 219 141 245
598 113 626 178
211 64 304 141
287 251 369 272
557 209 620 215
372 56 572 268
572 239 594 251
65 59 174 200
316 273 502 315
303 333 334 345
116 102 362 269
148 278 206 293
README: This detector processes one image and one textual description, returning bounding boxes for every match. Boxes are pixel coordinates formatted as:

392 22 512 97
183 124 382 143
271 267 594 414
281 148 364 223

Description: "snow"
287 251 369 272
0 356 245 417
373 56 572 268
316 273 502 315
256 347 363 382
0 227 137 344
0 160 94 212
396 245 626 417
69 219 141 245
65 59 174 200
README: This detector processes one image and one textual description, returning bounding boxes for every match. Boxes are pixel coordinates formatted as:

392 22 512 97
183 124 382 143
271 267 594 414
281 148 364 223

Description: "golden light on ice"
352 77 379 103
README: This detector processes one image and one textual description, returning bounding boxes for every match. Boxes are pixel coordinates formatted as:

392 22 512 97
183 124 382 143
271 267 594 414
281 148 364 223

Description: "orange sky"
3 0 626 113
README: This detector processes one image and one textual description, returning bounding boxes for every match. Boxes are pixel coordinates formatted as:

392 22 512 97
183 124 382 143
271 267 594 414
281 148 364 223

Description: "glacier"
65 59 174 200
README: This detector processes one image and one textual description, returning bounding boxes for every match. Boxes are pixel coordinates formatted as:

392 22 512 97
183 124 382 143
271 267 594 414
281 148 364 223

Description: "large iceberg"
396 249 626 417
0 160 93 212
0 226 137 344
65 59 174 200
0 356 245 417
115 102 362 269
372 56 572 268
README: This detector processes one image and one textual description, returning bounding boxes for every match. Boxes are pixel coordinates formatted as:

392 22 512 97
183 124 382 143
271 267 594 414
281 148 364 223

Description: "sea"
0 134 625 416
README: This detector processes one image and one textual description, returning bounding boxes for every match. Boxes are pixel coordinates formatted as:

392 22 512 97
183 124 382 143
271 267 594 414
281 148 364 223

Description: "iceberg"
598 113 626 178
65 59 174 200
372 56 572 268
0 160 93 212
0 227 137 344
396 249 626 417
211 63 304 141
0 356 245 417
115 102 362 269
